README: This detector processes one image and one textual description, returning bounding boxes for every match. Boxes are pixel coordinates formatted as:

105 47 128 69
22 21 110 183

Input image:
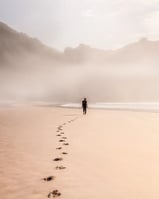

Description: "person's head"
84 98 87 101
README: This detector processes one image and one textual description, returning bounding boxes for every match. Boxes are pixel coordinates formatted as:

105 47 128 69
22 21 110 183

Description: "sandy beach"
0 106 159 199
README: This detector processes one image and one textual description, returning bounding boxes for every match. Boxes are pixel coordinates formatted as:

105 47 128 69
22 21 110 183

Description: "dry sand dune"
0 106 159 199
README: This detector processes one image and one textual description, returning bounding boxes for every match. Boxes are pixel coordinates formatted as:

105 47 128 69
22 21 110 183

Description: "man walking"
82 98 87 115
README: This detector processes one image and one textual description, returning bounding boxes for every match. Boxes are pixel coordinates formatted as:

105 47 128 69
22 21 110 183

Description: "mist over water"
1 63 159 104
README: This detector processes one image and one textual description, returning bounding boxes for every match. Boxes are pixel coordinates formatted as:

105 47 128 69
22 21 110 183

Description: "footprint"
56 134 61 137
62 137 67 139
56 147 62 150
60 132 64 134
55 166 66 170
53 158 63 161
62 152 68 155
48 190 61 198
63 143 69 146
57 126 63 131
59 140 65 142
43 176 55 182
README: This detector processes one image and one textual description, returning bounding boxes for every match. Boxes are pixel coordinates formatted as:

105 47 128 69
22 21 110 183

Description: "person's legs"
83 107 85 114
84 107 87 114
82 106 87 114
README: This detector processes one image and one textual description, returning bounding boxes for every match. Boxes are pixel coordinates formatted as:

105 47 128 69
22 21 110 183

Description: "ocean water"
61 102 159 111
1 101 159 112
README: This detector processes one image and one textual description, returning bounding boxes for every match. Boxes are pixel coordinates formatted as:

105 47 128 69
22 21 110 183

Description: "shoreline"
4 101 159 113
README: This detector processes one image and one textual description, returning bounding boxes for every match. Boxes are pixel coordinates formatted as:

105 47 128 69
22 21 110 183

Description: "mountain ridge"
1 21 159 67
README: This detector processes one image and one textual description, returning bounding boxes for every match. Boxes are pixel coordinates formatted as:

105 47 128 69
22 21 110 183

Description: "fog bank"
1 22 159 103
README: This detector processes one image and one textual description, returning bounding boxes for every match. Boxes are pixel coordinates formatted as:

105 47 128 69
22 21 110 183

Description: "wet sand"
0 106 159 198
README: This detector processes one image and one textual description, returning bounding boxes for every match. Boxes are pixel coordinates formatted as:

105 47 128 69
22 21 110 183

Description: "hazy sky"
1 0 159 50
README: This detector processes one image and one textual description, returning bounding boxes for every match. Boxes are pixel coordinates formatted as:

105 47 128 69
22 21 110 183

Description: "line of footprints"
42 117 78 198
